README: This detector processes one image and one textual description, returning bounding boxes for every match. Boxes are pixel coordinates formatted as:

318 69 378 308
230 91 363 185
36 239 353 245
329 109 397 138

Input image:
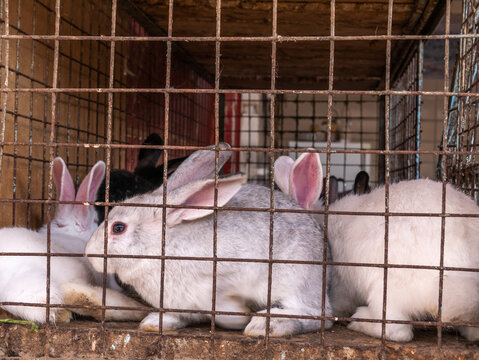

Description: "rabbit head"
86 173 245 274
87 143 233 270
96 142 232 223
42 157 105 242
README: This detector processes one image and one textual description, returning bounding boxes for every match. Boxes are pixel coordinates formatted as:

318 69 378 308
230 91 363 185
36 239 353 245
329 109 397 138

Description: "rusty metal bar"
158 0 174 348
11 0 22 227
26 0 37 228
437 0 452 351
380 0 393 350
4 196 479 219
3 298 479 330
3 142 479 157
100 0 118 328
2 34 479 41
44 0 62 337
0 0 10 195
4 87 479 97
320 0 336 346
209 0 222 355
4 198 479 219
2 252 479 274
264 0 278 355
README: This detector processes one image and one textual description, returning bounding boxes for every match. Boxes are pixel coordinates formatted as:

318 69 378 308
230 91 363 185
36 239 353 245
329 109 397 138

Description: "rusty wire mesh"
445 0 479 203
390 41 423 182
0 0 478 358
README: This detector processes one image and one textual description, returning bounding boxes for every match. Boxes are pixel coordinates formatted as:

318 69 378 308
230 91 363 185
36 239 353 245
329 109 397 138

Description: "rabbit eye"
112 222 127 234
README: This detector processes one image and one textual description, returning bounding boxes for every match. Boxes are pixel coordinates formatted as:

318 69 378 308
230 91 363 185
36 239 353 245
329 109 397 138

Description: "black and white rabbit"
134 133 189 186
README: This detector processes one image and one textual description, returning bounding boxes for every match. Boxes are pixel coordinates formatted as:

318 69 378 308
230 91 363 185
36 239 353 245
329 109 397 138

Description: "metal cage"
1 0 478 358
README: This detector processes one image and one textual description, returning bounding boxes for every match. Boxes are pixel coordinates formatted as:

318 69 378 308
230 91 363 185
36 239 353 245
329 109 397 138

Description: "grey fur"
87 183 332 336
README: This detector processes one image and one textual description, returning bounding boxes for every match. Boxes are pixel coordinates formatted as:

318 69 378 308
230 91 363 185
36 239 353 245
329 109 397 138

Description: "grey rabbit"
86 145 332 336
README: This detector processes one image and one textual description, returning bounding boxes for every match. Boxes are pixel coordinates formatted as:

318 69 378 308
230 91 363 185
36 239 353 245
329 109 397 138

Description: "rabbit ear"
290 152 323 209
76 161 106 203
136 133 164 171
328 176 339 204
354 171 370 195
164 174 246 227
163 143 232 193
274 156 294 195
52 157 75 214
75 161 106 221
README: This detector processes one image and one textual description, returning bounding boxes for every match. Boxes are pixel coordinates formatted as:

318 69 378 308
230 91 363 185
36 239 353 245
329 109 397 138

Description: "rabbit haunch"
328 179 479 342
0 157 145 324
86 147 332 337
274 152 479 342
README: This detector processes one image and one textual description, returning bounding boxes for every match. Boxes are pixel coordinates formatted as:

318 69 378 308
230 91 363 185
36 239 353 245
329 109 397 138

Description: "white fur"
274 153 479 342
328 179 479 341
0 158 145 323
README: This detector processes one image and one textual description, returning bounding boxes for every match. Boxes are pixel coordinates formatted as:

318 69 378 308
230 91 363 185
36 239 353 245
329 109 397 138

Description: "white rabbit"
38 157 120 291
86 146 332 337
0 157 145 324
275 152 479 342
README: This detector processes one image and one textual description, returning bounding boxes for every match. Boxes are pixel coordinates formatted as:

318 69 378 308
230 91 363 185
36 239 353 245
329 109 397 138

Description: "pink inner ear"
291 153 322 209
87 163 106 201
76 162 105 202
166 175 245 226
184 187 212 207
52 158 75 201
74 162 105 225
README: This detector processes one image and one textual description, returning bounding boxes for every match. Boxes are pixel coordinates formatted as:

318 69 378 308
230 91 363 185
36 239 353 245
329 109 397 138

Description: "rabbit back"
329 179 479 267
128 184 330 324
327 179 479 340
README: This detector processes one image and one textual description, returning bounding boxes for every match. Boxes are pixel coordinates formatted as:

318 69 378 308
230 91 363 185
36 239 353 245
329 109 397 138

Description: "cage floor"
1 319 478 359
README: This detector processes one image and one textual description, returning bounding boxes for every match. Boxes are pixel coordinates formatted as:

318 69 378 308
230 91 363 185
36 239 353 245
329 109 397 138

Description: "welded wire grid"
0 0 478 358
0 0 216 229
224 94 380 190
445 0 479 203
390 41 423 182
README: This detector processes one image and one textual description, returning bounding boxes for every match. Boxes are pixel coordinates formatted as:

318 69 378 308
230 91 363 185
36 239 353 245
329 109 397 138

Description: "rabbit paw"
244 317 299 337
139 313 188 332
244 309 303 337
47 290 72 324
50 308 72 324
459 326 479 341
348 306 413 342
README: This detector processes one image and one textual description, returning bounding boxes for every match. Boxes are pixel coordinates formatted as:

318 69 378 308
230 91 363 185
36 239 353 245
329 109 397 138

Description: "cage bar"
0 0 478 358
